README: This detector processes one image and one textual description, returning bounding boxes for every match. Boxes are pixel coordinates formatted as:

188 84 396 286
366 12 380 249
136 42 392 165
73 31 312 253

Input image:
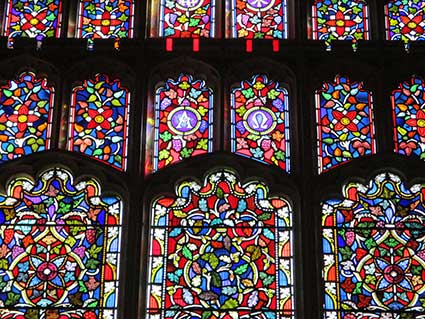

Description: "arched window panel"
67 74 130 171
393 75 425 159
312 0 369 49
76 0 134 40
3 0 63 41
231 75 290 171
322 172 425 318
151 74 213 173
232 0 288 39
316 75 376 173
0 71 54 163
147 169 295 319
156 0 216 38
385 0 425 49
0 167 122 319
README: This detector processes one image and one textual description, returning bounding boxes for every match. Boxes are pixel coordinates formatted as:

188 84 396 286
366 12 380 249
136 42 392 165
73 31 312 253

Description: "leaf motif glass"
385 0 425 44
231 74 290 171
323 172 425 318
392 75 425 159
312 0 369 49
0 71 54 162
0 167 122 319
67 74 130 171
316 75 376 173
3 0 62 40
149 74 213 173
147 169 295 319
76 0 134 40
160 0 215 37
232 0 288 39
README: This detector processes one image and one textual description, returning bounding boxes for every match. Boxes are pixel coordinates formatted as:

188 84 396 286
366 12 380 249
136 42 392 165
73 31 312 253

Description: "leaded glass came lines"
0 167 122 319
0 71 54 163
316 75 376 173
67 74 130 171
3 0 63 41
232 0 288 39
322 173 425 318
147 169 295 319
231 75 290 171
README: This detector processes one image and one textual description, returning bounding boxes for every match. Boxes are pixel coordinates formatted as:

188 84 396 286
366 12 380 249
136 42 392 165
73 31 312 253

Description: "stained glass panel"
67 74 130 171
316 75 376 173
76 0 134 40
147 169 295 319
152 74 213 172
322 172 425 318
3 0 62 41
312 0 369 49
160 0 215 37
231 75 290 171
392 75 425 159
0 71 54 162
0 167 122 319
232 0 287 39
385 0 425 50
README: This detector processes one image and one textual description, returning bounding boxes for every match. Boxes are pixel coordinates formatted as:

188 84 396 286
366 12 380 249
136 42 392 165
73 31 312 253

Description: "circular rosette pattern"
9 230 85 307
356 234 425 310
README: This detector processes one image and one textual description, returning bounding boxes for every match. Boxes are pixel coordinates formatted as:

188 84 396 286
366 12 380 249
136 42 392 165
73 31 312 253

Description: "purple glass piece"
245 109 274 133
170 109 199 133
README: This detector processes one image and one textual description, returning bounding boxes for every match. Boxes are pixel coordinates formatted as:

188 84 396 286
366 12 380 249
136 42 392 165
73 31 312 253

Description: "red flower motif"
8 103 39 137
90 11 122 36
21 11 48 32
325 11 356 37
352 140 371 155
332 110 358 132
406 109 425 136
399 141 418 156
400 14 424 35
86 108 113 130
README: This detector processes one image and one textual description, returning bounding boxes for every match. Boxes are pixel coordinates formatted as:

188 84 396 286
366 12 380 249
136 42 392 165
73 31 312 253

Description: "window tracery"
385 0 425 51
322 172 425 318
316 75 376 173
0 167 122 319
67 74 130 171
312 0 369 50
232 0 288 39
0 71 54 163
3 0 63 43
392 75 425 159
146 168 295 319
146 74 213 174
231 74 290 171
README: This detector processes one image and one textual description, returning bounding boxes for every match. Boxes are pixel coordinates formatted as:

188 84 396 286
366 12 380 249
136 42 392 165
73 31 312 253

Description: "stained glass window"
322 172 425 318
0 167 122 319
385 0 425 51
147 169 295 319
3 0 62 41
232 0 288 39
67 74 130 171
158 0 216 38
0 71 54 163
312 0 369 50
316 75 376 173
76 0 134 40
231 75 290 171
149 74 213 173
392 75 425 159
